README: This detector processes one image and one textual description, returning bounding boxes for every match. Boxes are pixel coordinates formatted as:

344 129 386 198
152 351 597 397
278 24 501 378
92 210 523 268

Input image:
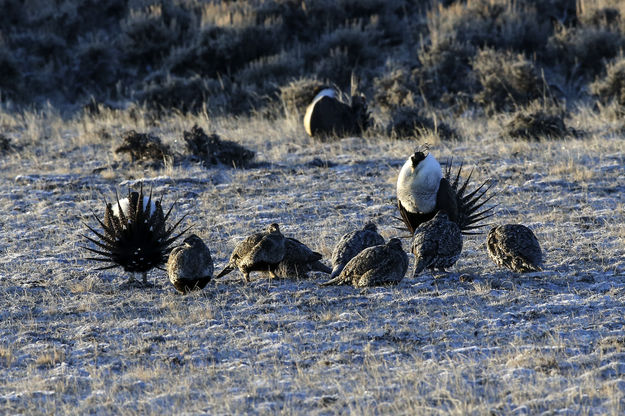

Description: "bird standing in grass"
82 185 187 286
329 222 385 280
167 234 214 293
321 238 408 288
486 224 543 272
215 223 286 282
397 148 495 235
411 211 463 278
268 237 331 279
303 74 370 139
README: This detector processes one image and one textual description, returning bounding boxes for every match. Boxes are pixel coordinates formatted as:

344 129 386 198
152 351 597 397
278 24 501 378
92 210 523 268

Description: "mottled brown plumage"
215 223 285 282
167 234 214 293
487 224 543 273
268 237 331 279
411 211 463 277
330 222 385 279
321 238 408 288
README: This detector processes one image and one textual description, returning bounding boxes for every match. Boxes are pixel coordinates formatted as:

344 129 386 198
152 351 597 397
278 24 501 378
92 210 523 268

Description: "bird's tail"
311 260 332 274
319 275 344 286
412 258 428 279
214 265 234 279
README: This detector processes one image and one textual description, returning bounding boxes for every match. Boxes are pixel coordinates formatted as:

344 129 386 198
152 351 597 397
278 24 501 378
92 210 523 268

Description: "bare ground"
0 106 624 415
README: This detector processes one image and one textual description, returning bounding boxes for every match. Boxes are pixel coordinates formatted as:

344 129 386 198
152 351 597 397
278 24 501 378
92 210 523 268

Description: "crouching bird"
82 185 187 286
411 211 463 278
303 74 371 139
487 224 543 273
329 222 385 280
268 237 331 279
396 148 495 235
215 223 285 282
167 234 214 293
320 238 408 288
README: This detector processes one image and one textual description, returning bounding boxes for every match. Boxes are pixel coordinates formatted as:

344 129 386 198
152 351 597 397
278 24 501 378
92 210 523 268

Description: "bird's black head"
363 222 377 232
267 223 281 233
183 234 203 247
388 238 403 249
410 151 427 168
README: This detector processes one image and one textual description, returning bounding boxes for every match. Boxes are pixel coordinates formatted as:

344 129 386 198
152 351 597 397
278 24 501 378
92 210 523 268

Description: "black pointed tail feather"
443 158 497 234
214 265 234 279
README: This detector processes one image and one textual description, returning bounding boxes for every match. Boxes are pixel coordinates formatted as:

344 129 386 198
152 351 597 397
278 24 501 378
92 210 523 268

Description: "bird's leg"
243 272 250 283
142 272 148 285
128 273 136 284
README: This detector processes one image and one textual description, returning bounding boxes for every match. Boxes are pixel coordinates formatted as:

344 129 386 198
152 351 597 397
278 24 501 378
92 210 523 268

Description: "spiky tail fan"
443 159 496 235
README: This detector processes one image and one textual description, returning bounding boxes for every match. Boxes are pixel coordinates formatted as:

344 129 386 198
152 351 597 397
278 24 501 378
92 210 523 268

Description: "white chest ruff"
304 89 336 136
396 154 442 214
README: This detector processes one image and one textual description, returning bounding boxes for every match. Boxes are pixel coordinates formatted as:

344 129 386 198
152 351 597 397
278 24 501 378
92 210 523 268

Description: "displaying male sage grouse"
321 238 409 288
329 222 385 280
303 75 370 139
166 234 214 293
82 185 187 285
411 211 463 278
486 224 543 273
268 237 331 279
215 223 286 282
396 149 495 235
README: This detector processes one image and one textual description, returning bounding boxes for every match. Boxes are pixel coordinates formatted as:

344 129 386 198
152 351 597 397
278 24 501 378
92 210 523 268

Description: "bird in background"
167 234 214 293
411 211 463 278
486 224 543 273
82 184 187 286
396 147 495 235
321 238 408 288
303 73 371 139
215 223 286 282
329 222 385 280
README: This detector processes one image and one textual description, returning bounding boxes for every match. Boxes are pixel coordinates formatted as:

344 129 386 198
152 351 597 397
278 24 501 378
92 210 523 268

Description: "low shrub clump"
386 106 458 140
503 101 572 140
114 130 171 164
183 125 254 168
590 56 625 106
473 48 545 114
279 77 326 117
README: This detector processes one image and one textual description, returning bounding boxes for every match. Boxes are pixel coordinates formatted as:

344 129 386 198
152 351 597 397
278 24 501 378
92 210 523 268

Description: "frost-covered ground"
0 107 624 415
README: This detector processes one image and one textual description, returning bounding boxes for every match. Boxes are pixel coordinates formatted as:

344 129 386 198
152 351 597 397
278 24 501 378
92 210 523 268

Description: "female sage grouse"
321 238 408 288
411 211 463 278
215 223 286 282
268 237 331 279
397 148 495 235
303 74 370 139
329 222 385 279
82 185 187 285
167 234 214 293
486 224 543 272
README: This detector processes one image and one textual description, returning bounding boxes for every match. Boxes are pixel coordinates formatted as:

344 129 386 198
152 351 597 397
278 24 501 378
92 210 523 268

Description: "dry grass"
0 102 624 414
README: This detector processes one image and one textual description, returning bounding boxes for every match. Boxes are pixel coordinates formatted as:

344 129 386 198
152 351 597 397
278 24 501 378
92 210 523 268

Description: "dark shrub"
386 106 458 140
115 131 171 164
183 125 254 168
503 101 571 140
590 56 625 106
373 68 418 113
473 48 545 113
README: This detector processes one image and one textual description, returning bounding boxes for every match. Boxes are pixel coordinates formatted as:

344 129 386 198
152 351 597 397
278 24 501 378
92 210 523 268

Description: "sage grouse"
329 222 385 279
321 238 409 288
303 75 370 139
411 211 463 278
82 185 187 285
397 149 495 235
215 223 286 282
486 224 543 272
268 237 331 279
167 234 214 293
